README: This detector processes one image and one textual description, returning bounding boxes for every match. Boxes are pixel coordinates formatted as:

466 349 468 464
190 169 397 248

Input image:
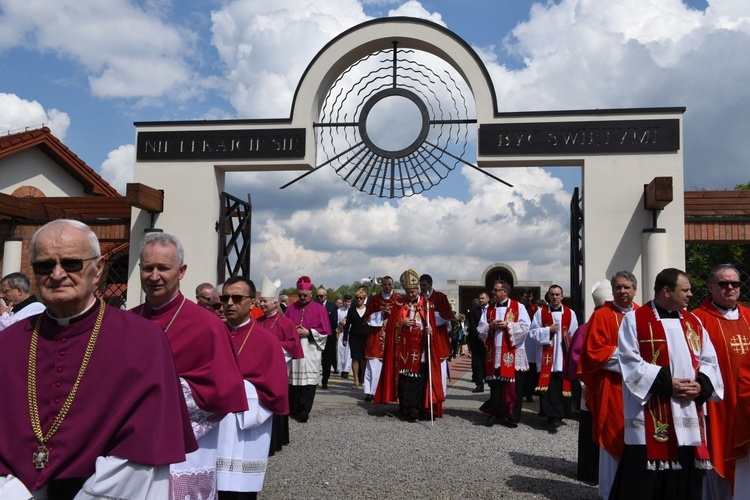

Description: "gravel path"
263 362 600 499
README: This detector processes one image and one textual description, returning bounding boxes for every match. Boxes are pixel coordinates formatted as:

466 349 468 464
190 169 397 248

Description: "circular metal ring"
358 88 430 159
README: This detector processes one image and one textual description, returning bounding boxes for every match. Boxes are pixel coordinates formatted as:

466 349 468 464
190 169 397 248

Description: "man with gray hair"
195 282 214 310
0 219 195 498
692 264 750 499
578 271 638 498
131 231 247 499
0 272 45 331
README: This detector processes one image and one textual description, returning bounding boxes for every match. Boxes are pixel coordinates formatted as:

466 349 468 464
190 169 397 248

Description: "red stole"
374 297 445 416
536 306 572 395
484 301 520 381
635 303 710 466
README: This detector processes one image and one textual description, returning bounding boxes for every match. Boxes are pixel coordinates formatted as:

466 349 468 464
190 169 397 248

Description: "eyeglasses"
0 288 11 295
317 294 326 298
713 280 741 289
211 302 223 310
197 295 211 301
31 256 99 275
493 288 506 293
219 294 252 304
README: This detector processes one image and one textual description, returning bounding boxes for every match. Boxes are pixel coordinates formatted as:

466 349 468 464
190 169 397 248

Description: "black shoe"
332 370 339 375
503 418 519 429
364 394 373 402
321 383 328 390
525 396 534 403
297 413 309 423
341 372 349 378
408 409 419 421
548 417 564 428
472 386 484 393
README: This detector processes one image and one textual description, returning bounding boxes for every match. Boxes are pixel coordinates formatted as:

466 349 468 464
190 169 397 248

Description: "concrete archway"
129 17 686 316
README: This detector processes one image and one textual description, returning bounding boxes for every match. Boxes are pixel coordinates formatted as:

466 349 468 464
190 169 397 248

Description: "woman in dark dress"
343 291 369 389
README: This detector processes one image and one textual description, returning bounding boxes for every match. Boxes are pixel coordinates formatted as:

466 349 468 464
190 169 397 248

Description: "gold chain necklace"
298 303 308 327
29 299 105 470
265 313 280 332
235 320 255 355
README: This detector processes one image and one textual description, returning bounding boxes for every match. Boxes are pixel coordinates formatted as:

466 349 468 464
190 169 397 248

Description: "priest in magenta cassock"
132 232 248 500
216 276 289 499
258 274 304 454
0 220 196 499
285 275 332 423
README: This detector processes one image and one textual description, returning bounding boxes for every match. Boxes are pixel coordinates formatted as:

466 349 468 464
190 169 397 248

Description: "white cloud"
0 0 196 99
100 144 135 195
0 93 70 139
210 0 369 118
481 0 750 189
243 163 573 290
7 0 748 294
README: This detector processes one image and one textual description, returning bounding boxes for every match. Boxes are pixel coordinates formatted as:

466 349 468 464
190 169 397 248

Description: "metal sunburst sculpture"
281 42 511 198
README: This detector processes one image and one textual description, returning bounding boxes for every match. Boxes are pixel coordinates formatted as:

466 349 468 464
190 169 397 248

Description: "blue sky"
1 0 748 291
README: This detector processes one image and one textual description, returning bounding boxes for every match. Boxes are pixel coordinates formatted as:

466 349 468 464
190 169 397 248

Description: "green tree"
685 181 750 307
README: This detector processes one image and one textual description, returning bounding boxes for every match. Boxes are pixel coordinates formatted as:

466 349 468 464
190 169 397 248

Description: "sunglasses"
219 294 252 304
211 302 223 310
713 280 741 289
317 294 326 298
32 256 99 275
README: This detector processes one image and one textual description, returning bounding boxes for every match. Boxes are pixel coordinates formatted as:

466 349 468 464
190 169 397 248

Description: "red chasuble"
734 356 750 462
374 296 445 416
131 293 248 414
422 289 455 360
692 299 750 483
258 312 304 359
0 305 197 491
363 292 401 359
228 321 290 415
578 301 637 459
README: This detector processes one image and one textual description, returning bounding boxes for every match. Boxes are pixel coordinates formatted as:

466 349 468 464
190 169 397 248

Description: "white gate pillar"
126 162 225 309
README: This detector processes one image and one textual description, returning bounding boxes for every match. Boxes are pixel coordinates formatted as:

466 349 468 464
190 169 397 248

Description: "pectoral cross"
731 335 750 354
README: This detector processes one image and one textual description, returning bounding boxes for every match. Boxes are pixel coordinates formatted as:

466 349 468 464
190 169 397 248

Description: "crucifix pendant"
33 445 50 469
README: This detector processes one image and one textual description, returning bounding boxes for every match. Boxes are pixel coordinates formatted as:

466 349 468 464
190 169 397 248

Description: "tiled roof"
0 126 120 197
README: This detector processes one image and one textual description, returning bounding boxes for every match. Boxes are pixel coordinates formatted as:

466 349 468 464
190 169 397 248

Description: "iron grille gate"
217 192 252 282
569 187 584 321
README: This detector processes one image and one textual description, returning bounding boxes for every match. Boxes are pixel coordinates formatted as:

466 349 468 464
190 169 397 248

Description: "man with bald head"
0 219 194 498
692 264 750 499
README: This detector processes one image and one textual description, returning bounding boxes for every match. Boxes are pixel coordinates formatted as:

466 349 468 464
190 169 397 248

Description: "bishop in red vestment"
376 269 445 420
